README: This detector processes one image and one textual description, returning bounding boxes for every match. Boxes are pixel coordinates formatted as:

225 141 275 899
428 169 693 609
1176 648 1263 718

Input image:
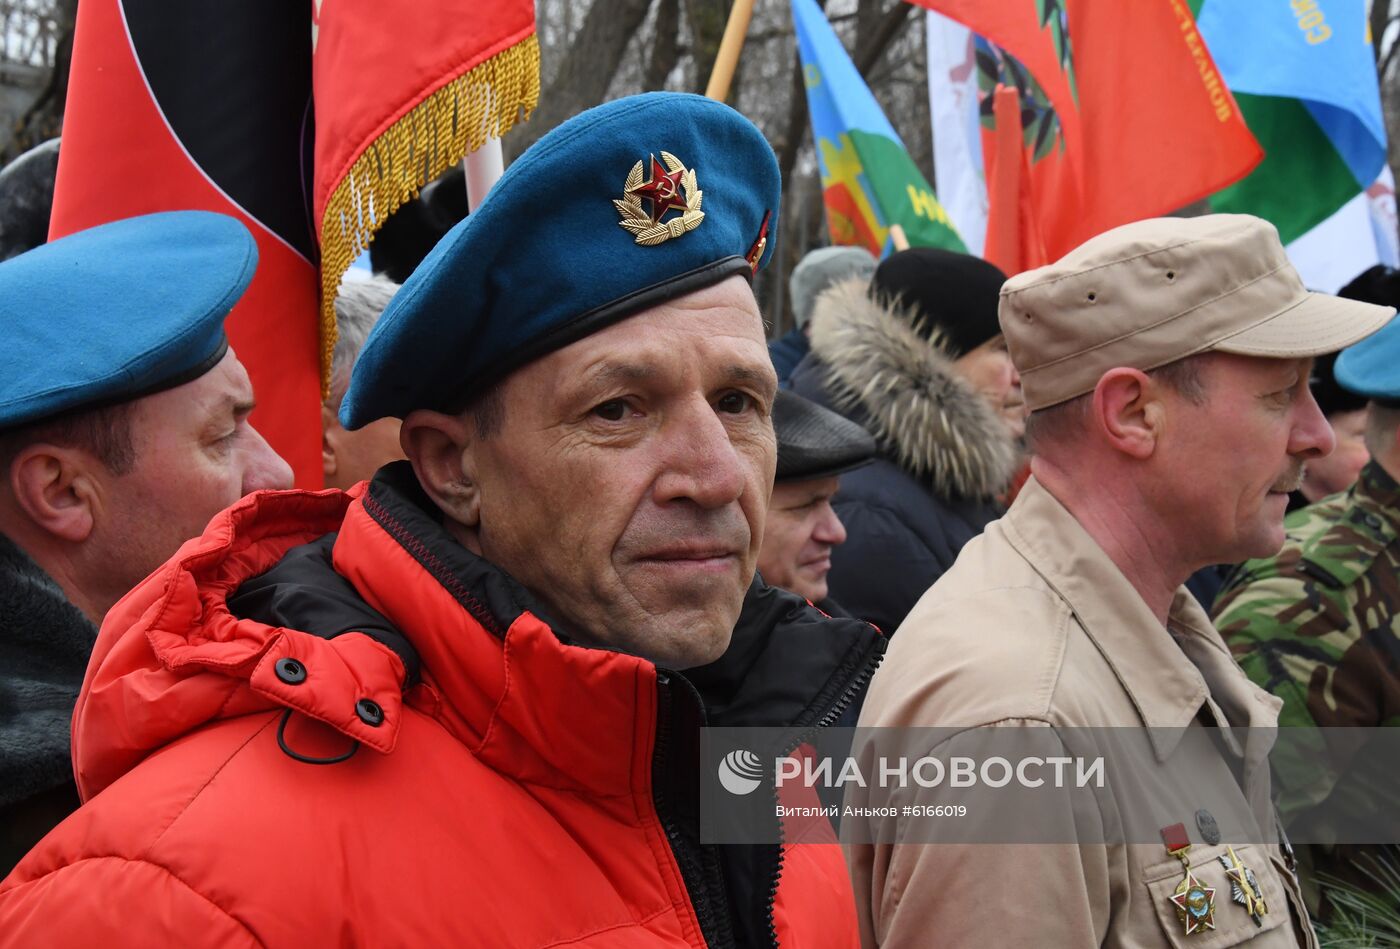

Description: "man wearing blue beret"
0 94 883 946
0 211 293 874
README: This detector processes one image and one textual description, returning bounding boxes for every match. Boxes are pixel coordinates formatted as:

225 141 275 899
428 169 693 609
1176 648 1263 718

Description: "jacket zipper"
653 634 885 948
654 670 736 948
759 641 885 948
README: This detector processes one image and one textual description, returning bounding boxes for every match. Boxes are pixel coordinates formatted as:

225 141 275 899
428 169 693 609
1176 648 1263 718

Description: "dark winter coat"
768 326 810 383
0 466 884 947
0 533 93 874
789 278 1018 635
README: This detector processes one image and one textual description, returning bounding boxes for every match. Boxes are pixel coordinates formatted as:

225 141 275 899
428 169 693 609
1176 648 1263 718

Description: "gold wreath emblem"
613 151 705 247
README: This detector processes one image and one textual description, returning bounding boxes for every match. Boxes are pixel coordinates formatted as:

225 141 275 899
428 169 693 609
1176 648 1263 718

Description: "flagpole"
888 224 910 251
461 77 507 210
705 0 756 101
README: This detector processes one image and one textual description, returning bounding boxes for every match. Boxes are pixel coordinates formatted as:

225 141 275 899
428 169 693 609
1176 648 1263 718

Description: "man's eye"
716 392 752 414
592 400 628 421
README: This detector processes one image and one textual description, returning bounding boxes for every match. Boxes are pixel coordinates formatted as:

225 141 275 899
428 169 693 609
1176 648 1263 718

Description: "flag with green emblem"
791 0 965 257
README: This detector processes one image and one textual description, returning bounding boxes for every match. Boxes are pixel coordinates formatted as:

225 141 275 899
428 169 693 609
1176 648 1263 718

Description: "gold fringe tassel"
317 33 541 395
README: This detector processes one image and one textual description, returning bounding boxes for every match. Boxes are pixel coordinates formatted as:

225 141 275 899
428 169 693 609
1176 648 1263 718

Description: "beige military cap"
999 214 1396 411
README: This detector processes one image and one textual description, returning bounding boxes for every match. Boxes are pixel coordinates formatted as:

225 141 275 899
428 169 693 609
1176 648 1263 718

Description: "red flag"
312 1 538 382
983 84 1048 274
51 0 321 485
909 0 1262 268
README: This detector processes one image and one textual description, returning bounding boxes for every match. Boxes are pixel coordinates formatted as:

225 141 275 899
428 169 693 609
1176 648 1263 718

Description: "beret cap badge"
614 151 705 246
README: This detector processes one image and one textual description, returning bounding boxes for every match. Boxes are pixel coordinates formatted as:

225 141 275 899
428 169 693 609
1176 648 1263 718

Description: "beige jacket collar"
1002 478 1282 762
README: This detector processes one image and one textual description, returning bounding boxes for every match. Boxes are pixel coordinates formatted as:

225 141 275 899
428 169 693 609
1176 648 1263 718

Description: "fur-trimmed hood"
805 277 1018 501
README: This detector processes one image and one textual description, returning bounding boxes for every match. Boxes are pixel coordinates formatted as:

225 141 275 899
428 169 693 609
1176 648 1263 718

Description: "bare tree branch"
6 0 74 162
854 0 915 76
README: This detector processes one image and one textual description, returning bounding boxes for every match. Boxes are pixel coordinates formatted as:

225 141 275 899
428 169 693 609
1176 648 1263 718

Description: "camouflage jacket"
1213 461 1400 912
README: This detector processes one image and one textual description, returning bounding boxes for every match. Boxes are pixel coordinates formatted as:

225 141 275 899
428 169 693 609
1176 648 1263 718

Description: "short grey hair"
329 275 400 407
1024 353 1210 455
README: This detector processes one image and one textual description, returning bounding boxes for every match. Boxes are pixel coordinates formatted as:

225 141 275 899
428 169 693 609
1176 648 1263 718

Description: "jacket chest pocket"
1143 844 1290 947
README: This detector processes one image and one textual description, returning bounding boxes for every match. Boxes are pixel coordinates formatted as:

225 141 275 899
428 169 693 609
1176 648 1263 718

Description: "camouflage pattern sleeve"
1212 463 1400 822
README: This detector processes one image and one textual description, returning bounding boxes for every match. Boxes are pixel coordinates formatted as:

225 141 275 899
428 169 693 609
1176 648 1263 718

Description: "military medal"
1219 846 1268 926
1161 823 1216 936
614 152 705 246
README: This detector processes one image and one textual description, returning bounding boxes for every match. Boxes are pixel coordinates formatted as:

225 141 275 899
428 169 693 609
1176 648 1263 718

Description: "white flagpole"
464 137 505 211
463 77 506 211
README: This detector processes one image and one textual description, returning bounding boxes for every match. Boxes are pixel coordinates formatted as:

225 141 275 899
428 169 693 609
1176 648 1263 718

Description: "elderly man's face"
465 276 777 669
953 334 1025 439
1162 353 1333 563
758 475 846 603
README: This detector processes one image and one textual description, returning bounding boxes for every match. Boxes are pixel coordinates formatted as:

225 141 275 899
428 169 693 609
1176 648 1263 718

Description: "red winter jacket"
0 466 883 947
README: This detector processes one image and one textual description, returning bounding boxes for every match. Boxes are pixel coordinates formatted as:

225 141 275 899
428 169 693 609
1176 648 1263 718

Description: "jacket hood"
71 487 409 801
806 277 1018 500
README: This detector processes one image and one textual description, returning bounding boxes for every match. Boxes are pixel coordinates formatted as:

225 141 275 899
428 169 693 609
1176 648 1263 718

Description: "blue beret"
0 210 256 429
342 92 781 429
1337 309 1400 403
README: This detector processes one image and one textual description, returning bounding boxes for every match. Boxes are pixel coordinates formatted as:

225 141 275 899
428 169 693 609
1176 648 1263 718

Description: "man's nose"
242 425 295 493
650 399 748 508
1291 385 1336 461
812 500 847 546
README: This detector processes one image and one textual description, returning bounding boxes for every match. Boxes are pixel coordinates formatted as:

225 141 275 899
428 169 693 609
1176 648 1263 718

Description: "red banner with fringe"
312 0 539 382
51 0 539 487
909 0 1262 268
52 0 322 485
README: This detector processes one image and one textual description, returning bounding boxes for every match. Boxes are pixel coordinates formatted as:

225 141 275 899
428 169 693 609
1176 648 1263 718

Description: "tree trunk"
855 1 915 75
644 0 682 91
685 0 731 97
7 0 77 163
506 0 656 160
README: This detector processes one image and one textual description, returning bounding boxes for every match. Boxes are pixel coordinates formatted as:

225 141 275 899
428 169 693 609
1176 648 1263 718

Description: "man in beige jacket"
845 215 1394 947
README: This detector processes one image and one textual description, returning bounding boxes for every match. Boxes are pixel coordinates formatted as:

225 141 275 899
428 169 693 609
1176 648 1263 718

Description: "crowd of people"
0 90 1397 947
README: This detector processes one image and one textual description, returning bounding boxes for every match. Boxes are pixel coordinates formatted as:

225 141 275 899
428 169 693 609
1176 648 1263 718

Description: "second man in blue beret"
0 210 293 875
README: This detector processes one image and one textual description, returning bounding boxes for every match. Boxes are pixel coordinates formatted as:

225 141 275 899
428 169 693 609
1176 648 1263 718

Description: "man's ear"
321 403 340 484
1091 368 1162 461
9 444 101 543
400 409 481 530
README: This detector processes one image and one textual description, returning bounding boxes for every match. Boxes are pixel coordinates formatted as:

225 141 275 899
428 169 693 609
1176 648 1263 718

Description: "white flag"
925 10 987 257
1287 165 1399 293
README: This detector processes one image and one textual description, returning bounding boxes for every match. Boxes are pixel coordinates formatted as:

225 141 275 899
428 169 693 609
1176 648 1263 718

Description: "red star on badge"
630 155 688 222
1169 871 1216 936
